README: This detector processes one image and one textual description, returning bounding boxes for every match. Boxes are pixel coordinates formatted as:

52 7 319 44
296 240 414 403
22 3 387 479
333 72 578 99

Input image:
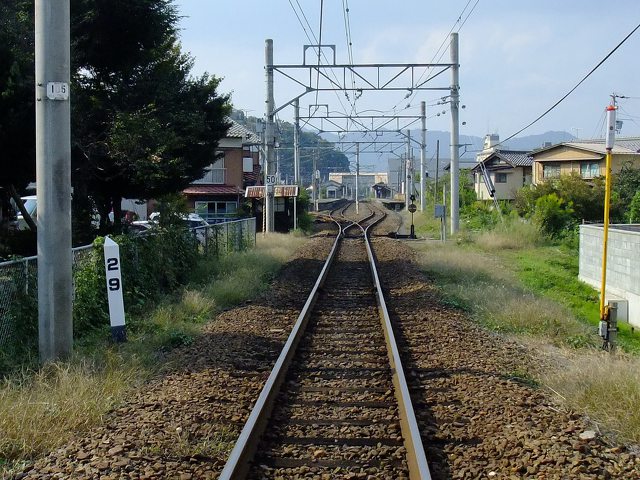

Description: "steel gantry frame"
298 110 427 213
265 33 460 232
328 135 416 214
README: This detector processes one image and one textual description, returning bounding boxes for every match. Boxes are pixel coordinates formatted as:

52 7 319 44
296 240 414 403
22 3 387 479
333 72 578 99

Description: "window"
275 198 286 213
580 162 599 179
494 172 507 183
543 164 561 179
194 201 238 222
192 154 226 184
211 157 225 184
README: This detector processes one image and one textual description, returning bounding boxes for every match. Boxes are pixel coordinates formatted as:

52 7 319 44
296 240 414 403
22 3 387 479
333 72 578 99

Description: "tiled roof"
535 137 640 155
225 118 261 144
183 185 244 195
499 151 533 167
472 150 531 171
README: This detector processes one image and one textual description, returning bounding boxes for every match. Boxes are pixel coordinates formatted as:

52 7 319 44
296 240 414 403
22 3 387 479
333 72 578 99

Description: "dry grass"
255 232 308 261
543 351 640 444
0 232 309 474
474 221 542 251
0 356 136 463
415 242 513 284
412 242 592 346
413 239 640 444
206 233 307 308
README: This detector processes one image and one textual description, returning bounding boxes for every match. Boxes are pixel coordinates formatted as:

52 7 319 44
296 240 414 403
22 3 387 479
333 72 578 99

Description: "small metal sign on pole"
435 204 446 243
103 237 127 342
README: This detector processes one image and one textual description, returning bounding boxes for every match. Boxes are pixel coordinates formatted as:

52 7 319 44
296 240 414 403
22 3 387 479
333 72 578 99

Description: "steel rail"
218 216 344 480
362 210 432 480
220 204 431 479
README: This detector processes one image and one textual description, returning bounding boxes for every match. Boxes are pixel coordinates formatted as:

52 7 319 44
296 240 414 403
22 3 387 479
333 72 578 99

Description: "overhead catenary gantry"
263 34 460 232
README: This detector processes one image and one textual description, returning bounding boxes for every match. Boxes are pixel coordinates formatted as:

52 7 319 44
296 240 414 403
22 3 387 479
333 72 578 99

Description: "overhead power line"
288 0 352 120
497 21 640 147
389 0 479 113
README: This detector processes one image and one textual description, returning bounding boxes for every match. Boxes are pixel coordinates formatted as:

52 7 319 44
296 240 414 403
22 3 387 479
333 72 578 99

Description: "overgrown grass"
543 352 640 444
411 221 640 444
0 232 307 475
506 245 640 353
412 240 594 347
0 356 137 466
474 220 542 250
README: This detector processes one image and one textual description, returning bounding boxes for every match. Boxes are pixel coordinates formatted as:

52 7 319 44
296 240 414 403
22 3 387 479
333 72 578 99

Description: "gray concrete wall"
579 224 640 327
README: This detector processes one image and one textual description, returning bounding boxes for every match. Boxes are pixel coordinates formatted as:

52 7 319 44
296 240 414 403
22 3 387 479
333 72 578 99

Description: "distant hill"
320 130 576 172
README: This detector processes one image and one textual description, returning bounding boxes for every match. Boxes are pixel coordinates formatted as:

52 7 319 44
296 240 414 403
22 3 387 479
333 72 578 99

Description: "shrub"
461 201 501 230
628 190 640 223
614 162 640 221
515 173 607 223
533 193 575 238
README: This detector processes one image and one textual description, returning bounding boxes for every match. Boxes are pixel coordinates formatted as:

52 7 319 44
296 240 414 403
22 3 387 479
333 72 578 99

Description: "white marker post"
103 237 126 342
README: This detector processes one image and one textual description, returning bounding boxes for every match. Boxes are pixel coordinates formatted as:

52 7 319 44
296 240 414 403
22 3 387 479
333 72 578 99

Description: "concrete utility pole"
355 143 360 214
312 148 318 211
405 130 411 211
35 0 73 361
449 32 460 234
420 101 426 212
293 99 300 230
264 39 275 232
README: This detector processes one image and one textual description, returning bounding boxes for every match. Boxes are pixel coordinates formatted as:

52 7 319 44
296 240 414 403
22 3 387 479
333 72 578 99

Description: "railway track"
219 203 430 479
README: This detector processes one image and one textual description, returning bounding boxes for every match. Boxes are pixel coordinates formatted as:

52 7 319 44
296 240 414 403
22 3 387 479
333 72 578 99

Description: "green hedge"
1 227 203 373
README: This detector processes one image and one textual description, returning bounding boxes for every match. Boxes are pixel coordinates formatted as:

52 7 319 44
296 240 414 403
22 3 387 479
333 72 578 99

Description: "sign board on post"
46 82 69 101
103 237 126 342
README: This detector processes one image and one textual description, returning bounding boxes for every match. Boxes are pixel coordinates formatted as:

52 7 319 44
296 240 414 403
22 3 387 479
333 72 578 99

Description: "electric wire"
590 109 607 140
390 0 479 113
287 0 351 126
342 0 358 114
495 21 640 148
617 106 640 131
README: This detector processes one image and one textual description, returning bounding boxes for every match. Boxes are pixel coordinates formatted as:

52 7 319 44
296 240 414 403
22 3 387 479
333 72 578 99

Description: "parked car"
127 220 153 235
13 195 37 230
147 212 209 243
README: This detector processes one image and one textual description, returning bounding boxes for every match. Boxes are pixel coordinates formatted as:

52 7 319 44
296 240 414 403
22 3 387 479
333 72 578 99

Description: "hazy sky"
175 1 640 140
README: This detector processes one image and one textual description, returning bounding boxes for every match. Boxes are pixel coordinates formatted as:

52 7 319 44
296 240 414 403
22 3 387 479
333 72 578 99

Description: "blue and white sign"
104 237 126 342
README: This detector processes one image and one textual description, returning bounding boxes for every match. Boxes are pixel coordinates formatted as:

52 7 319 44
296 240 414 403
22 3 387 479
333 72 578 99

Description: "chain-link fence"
0 217 256 349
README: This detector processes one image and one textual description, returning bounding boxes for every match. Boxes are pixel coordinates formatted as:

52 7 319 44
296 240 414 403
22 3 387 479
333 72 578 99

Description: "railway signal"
408 202 417 239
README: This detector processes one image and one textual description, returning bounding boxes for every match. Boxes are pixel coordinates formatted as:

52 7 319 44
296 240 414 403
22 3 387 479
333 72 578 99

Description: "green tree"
459 169 477 207
613 162 640 222
70 0 231 232
629 190 640 223
553 174 604 222
0 1 35 225
515 173 607 224
231 111 350 184
533 193 575 238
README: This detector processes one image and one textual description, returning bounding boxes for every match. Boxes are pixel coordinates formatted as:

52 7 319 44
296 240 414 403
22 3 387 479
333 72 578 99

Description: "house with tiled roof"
531 138 640 184
472 150 533 201
183 118 261 223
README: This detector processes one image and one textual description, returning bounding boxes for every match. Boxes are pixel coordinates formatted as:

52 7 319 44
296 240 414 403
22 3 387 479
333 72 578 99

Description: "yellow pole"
599 148 613 320
599 103 616 321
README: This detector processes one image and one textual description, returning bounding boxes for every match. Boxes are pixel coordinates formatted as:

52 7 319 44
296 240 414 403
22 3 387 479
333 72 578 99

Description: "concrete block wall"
579 224 640 327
